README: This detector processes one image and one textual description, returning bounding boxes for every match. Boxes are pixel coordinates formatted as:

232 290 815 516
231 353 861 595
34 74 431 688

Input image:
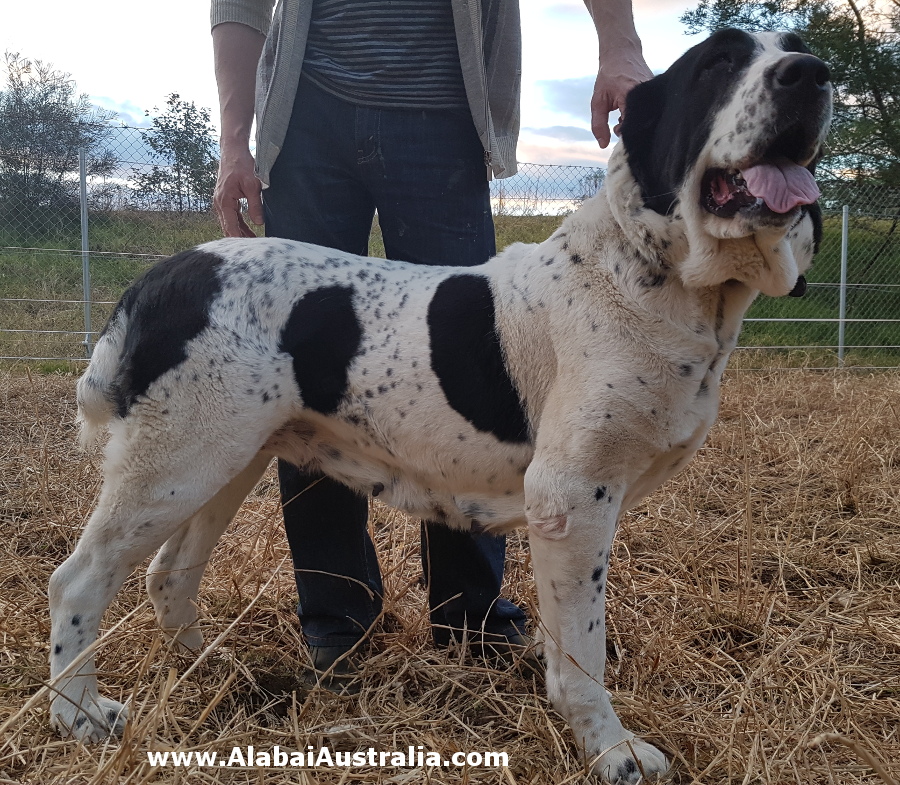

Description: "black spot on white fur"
279 285 362 415
617 758 638 780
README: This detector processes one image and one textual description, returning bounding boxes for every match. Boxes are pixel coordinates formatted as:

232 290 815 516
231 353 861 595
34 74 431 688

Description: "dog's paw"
164 625 204 653
51 695 128 741
594 737 669 784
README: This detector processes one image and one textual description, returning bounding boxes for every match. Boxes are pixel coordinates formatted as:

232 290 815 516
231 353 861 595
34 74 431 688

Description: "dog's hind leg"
525 448 669 784
48 489 194 741
48 423 272 742
145 453 271 651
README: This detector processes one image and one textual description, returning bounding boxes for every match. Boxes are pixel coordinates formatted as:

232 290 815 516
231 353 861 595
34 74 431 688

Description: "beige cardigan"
211 0 521 184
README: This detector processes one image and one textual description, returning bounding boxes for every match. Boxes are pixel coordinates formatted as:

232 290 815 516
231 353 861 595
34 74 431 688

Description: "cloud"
91 96 152 128
535 76 595 119
516 138 611 169
543 2 585 20
632 0 696 14
544 0 694 16
523 125 595 142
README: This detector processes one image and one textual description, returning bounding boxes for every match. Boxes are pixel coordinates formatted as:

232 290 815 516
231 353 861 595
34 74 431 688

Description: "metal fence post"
838 204 849 366
79 147 92 358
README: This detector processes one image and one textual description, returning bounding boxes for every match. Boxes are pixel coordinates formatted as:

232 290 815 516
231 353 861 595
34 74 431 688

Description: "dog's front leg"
526 461 668 783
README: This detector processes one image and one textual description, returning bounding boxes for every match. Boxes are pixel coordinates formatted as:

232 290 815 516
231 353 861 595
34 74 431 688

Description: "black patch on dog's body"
427 274 530 444
279 285 362 415
111 250 224 416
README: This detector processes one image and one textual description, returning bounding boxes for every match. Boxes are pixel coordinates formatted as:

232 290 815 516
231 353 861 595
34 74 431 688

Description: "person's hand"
590 54 653 147
214 147 264 237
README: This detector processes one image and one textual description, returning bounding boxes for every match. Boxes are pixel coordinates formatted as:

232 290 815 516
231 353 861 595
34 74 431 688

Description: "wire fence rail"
1 125 899 368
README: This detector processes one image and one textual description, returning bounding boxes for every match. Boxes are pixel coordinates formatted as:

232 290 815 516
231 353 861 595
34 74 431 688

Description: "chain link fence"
1 123 898 367
736 179 900 368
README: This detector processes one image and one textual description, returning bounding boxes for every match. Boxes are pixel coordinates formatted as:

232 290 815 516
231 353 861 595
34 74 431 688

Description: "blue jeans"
265 77 527 648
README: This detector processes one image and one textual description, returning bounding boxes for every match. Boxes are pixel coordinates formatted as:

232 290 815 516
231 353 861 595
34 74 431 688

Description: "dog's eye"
701 51 732 73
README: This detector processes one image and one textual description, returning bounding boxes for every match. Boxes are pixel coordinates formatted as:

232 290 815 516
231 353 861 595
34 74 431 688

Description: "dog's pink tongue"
742 160 820 213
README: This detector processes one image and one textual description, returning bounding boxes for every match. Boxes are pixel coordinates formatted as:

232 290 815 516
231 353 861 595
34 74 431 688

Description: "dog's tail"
75 305 128 449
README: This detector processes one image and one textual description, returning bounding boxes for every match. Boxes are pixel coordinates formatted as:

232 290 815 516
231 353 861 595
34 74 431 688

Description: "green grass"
2 209 898 366
742 215 900 363
367 214 564 259
0 211 227 360
0 248 156 360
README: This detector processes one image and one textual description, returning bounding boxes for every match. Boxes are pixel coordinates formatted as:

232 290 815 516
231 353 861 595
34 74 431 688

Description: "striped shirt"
303 0 469 110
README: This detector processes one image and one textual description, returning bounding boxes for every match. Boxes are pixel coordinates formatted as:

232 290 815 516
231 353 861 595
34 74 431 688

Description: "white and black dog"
48 29 831 783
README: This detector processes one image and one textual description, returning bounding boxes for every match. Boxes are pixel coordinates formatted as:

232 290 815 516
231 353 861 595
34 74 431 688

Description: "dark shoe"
299 645 362 696
438 623 543 674
476 628 543 674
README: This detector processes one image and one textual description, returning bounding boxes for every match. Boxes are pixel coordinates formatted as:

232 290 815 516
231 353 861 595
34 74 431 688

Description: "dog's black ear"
621 74 668 145
619 74 671 212
619 28 760 216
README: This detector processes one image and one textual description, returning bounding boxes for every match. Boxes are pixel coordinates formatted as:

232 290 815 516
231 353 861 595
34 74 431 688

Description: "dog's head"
615 29 832 296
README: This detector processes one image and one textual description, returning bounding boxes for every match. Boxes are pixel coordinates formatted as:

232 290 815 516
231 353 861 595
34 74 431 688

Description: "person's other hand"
590 55 653 148
214 147 263 237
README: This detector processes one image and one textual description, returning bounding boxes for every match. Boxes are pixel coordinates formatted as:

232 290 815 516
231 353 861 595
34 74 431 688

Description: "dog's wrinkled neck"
604 146 686 272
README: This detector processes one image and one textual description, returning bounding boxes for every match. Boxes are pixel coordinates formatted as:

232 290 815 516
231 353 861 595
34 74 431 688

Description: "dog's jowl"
47 30 831 784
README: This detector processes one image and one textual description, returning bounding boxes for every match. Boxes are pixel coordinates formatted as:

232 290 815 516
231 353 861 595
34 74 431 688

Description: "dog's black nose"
773 54 831 91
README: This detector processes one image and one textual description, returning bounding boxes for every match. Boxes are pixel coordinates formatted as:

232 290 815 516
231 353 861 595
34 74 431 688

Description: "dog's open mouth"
701 159 819 218
701 128 821 218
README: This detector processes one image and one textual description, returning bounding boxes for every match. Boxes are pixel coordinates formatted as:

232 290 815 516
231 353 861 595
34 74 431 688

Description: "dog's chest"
619 383 720 510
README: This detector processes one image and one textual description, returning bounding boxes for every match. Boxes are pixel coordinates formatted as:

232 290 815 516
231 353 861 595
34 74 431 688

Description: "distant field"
0 213 565 363
1 210 898 366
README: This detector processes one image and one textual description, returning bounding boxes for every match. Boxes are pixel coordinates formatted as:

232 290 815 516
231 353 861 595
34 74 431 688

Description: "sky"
1 1 705 169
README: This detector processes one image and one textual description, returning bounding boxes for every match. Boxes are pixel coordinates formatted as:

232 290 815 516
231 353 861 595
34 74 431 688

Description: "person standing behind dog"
210 0 652 691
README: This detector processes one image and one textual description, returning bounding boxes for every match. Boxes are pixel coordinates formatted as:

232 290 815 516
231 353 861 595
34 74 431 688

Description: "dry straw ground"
0 368 898 784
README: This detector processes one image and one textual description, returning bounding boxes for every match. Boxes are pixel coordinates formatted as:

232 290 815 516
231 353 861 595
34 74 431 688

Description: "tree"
0 52 115 233
573 169 607 206
681 0 900 184
132 93 218 212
